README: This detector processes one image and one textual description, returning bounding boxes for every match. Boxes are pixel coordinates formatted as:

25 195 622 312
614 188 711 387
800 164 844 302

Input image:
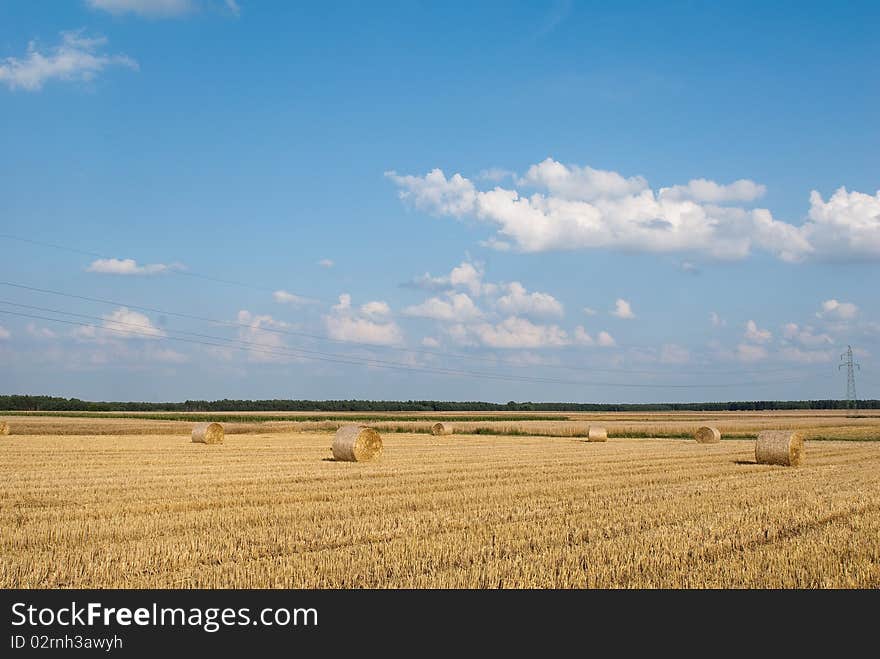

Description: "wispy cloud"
85 0 196 17
0 30 137 92
317 258 334 268
86 258 182 276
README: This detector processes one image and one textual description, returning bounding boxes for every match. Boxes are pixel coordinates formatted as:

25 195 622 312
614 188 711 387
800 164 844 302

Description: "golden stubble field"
2 411 880 589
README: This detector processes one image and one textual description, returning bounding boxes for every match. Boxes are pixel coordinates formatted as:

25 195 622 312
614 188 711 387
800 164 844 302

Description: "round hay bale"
333 425 383 462
755 430 805 466
587 426 607 442
0 421 8 436
431 422 453 436
694 426 721 444
192 422 224 444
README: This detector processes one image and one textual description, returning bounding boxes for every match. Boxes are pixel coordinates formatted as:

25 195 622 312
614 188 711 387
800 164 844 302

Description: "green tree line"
1 395 877 412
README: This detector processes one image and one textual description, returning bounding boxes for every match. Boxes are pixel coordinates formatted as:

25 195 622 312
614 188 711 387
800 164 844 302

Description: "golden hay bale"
431 422 453 436
694 426 721 444
755 430 805 466
0 421 8 436
587 426 607 442
333 425 383 462
191 422 224 444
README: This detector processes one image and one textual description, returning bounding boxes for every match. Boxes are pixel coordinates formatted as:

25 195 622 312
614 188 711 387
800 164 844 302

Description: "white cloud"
597 331 616 347
736 343 767 362
456 317 570 349
421 336 440 348
495 282 563 317
611 298 635 319
679 260 700 274
75 308 164 342
318 258 334 268
85 0 195 17
0 30 137 92
87 258 180 275
386 169 477 217
709 311 725 328
387 158 874 262
816 299 859 321
273 290 310 306
782 323 833 347
225 0 240 16
477 168 515 182
360 300 391 319
0 326 9 340
27 323 57 339
744 320 772 344
403 292 483 322
660 343 690 364
409 260 497 297
804 188 880 260
236 310 292 362
325 294 403 346
583 306 597 316
573 326 594 346
518 157 648 201
660 178 766 203
779 347 834 364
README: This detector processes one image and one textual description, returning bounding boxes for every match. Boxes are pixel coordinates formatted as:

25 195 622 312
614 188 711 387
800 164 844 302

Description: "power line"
0 280 814 378
0 305 817 390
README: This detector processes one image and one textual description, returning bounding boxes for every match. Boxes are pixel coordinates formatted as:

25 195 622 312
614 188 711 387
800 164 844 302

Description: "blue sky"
1 0 878 403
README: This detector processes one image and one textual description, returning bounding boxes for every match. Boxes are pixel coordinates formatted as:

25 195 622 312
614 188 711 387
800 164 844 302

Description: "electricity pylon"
839 345 860 408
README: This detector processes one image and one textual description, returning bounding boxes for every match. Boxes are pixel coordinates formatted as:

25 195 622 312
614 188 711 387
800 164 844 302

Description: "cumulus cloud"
816 299 859 321
409 260 497 297
85 0 195 17
421 336 440 348
744 320 772 344
804 188 880 260
782 323 833 347
236 310 292 362
610 298 635 319
573 326 616 348
709 311 726 328
74 307 165 342
660 178 766 203
325 294 403 346
360 301 391 319
452 317 570 349
0 326 9 340
517 157 648 201
403 292 483 322
583 306 597 316
0 30 137 91
87 258 181 276
597 331 616 347
318 258 334 268
387 158 880 262
495 282 563 317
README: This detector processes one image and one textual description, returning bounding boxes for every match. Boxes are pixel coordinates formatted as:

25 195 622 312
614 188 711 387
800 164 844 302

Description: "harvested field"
2 425 879 588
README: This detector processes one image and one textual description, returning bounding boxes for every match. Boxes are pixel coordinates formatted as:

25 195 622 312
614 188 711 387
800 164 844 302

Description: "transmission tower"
839 345 860 407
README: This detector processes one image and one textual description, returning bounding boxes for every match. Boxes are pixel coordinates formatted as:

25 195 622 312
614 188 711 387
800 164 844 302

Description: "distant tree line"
1 395 877 412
